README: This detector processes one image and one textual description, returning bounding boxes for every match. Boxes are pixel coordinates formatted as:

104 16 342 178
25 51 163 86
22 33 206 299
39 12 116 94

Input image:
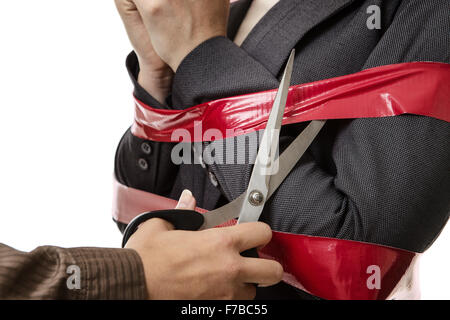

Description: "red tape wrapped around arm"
132 62 449 142
113 179 421 300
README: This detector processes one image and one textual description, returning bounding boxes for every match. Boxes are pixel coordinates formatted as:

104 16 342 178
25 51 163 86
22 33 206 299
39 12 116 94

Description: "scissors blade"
199 119 325 230
237 50 295 224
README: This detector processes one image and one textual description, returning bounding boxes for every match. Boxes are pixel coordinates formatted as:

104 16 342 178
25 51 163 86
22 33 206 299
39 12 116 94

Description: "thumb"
176 189 196 210
140 189 196 234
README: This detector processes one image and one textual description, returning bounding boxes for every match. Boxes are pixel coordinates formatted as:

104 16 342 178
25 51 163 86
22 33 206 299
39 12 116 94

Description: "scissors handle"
121 210 204 248
122 210 259 258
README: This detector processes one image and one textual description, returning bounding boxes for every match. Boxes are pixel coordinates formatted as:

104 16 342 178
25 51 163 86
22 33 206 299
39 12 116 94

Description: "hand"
126 190 283 300
115 0 174 104
131 0 230 71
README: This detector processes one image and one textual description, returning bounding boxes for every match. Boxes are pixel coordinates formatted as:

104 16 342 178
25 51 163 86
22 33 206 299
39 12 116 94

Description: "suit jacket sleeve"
0 243 147 299
114 38 278 201
114 52 179 198
170 1 450 253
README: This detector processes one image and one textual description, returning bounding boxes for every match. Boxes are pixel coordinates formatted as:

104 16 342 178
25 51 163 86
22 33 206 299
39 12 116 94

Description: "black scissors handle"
121 210 204 248
122 210 259 259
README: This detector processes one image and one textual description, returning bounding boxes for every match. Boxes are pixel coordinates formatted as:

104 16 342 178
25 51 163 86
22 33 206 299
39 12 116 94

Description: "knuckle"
204 230 224 251
223 256 242 280
257 222 273 242
216 230 235 249
116 0 134 12
272 262 284 282
142 1 162 15
259 222 273 238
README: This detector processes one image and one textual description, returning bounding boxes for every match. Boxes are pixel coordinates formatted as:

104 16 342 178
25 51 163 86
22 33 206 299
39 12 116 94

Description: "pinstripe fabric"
0 244 147 300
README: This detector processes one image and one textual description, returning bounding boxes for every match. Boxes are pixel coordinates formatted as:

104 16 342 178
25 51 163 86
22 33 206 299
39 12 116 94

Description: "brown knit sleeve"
0 244 147 300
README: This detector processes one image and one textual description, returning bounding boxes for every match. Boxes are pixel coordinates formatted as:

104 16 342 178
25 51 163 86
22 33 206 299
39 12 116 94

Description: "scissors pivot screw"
248 190 265 206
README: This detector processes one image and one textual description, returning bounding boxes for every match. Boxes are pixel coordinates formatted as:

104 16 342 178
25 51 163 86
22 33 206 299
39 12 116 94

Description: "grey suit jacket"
115 0 450 298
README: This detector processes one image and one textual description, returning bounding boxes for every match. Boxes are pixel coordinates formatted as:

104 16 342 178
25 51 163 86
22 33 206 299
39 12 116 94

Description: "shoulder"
364 0 450 67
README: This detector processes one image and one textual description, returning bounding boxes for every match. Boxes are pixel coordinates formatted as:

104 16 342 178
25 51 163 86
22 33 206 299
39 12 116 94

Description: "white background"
0 1 448 300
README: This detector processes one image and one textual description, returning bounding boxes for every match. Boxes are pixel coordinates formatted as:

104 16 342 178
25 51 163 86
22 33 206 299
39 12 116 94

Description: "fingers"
175 189 196 210
222 222 282 286
224 222 273 253
239 258 284 287
115 0 138 16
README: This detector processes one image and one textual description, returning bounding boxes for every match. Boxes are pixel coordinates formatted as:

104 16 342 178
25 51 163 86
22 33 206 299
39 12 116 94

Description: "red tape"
132 62 449 142
113 181 421 300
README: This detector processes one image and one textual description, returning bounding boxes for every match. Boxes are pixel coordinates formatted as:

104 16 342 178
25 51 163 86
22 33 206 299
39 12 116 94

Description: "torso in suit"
115 0 450 299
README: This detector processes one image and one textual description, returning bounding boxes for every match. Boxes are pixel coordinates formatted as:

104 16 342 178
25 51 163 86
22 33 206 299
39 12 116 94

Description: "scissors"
122 50 326 256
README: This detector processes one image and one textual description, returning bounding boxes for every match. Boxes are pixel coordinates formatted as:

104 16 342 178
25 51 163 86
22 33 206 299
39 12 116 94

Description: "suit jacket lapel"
241 0 356 76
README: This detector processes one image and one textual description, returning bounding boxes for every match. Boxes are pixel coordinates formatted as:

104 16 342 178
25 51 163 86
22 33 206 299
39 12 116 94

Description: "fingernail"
177 189 193 208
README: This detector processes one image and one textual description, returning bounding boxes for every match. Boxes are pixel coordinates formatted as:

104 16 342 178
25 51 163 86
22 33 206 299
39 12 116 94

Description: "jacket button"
209 171 219 187
141 142 152 155
192 144 206 169
138 158 149 171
